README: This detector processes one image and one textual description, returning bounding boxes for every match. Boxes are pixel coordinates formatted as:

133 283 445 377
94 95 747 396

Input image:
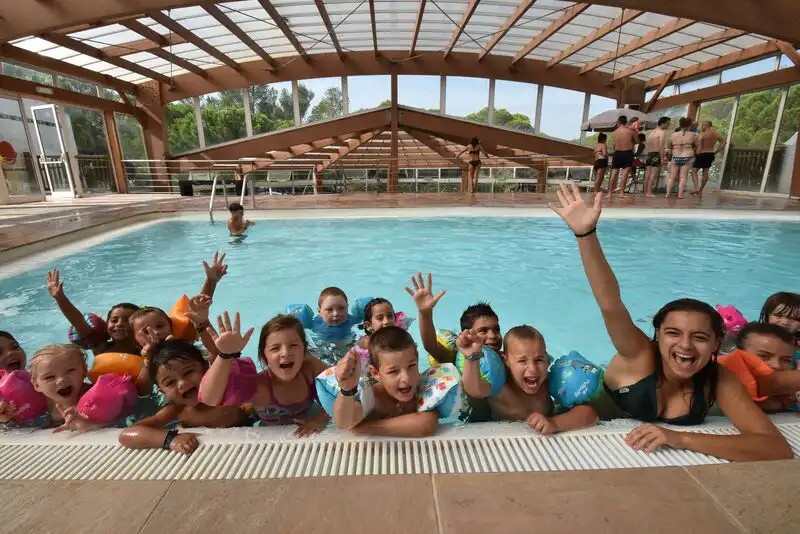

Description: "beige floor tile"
434 468 740 534
0 480 169 534
687 460 800 534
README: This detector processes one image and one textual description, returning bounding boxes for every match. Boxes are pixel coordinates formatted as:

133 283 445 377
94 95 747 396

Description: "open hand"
404 272 446 313
186 294 212 326
625 424 684 453
53 406 100 433
293 413 328 437
46 268 64 299
335 349 360 391
527 412 557 435
169 432 200 455
140 327 175 360
456 329 483 358
549 183 602 236
0 401 17 424
202 251 228 283
211 311 254 354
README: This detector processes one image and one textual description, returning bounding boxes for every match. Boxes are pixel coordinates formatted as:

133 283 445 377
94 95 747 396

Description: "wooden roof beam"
511 3 589 66
121 20 208 78
314 0 343 60
776 41 800 67
317 130 383 172
478 0 538 61
406 128 467 169
547 8 641 67
444 0 480 59
257 0 308 60
101 34 186 58
410 0 427 58
642 70 675 113
613 27 745 80
205 4 279 69
580 17 694 74
146 10 242 71
368 0 378 57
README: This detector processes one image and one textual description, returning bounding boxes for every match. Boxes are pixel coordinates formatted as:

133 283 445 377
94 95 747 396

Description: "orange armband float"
169 295 198 342
719 349 774 401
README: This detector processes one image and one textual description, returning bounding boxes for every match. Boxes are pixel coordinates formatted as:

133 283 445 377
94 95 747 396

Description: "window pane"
58 75 98 96
166 98 199 154
446 76 488 122
764 85 800 194
102 88 124 103
349 75 390 112
697 97 736 190
657 104 690 126
583 94 616 146
723 88 783 191
540 86 584 142
722 57 777 83
115 112 148 191
249 81 294 135
679 76 718 94
0 96 40 196
301 77 343 124
65 106 117 193
493 80 536 132
2 62 53 85
399 75 439 111
779 54 797 70
200 89 246 146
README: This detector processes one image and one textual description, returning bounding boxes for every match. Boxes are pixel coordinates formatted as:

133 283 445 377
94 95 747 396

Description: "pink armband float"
0 370 48 424
198 357 258 406
77 373 137 424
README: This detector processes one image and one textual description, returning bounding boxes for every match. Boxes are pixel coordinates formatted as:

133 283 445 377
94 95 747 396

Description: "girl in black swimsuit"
457 137 483 194
550 183 791 462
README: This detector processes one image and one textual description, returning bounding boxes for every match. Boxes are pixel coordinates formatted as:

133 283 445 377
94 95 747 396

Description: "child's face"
504 335 548 395
107 308 135 341
0 337 26 371
367 303 395 334
264 328 305 381
656 311 717 380
767 313 800 345
472 316 502 352
319 295 348 326
742 333 795 371
32 352 86 405
231 209 244 221
369 346 420 403
156 359 205 407
133 312 173 347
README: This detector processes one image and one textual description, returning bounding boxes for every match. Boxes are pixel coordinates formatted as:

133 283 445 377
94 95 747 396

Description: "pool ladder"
209 173 256 222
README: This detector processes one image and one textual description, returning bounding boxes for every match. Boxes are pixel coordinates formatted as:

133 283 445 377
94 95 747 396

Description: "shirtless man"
691 121 725 195
643 117 671 197
608 115 638 199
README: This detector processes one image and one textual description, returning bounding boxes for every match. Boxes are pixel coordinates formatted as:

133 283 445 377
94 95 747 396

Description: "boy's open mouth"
397 385 413 396
523 376 540 389
182 387 198 400
56 385 74 397
279 362 294 370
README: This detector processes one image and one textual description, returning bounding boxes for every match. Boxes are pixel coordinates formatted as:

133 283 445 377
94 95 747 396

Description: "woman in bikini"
592 133 609 194
457 138 484 194
665 117 698 199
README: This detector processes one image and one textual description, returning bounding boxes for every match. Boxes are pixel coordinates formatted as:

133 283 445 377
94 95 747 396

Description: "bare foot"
618 194 629 199
677 195 686 199
690 190 699 195
645 193 655 198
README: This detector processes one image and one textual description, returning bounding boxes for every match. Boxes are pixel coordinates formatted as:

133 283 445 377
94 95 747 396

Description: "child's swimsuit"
255 372 317 424
604 372 707 426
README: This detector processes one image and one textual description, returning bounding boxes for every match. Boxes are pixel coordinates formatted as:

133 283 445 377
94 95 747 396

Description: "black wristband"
575 227 597 239
218 351 241 359
163 429 179 450
340 387 358 397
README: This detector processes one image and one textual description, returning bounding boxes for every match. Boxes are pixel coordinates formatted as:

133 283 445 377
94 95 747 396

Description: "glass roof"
6 1 779 87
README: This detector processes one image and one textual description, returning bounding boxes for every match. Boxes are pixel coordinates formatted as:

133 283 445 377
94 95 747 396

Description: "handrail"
208 175 218 222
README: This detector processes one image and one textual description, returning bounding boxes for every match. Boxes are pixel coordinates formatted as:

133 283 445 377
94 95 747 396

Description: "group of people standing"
593 115 725 200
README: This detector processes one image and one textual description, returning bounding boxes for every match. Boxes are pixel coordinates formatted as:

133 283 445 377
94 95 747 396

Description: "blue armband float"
315 367 375 417
417 363 462 418
548 351 604 408
284 304 315 329
455 347 506 397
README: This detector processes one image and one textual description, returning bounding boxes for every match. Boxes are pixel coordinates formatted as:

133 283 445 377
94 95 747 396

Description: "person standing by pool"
456 138 484 194
550 183 792 462
592 133 608 194
691 121 725 195
665 118 698 199
643 117 671 198
607 116 638 200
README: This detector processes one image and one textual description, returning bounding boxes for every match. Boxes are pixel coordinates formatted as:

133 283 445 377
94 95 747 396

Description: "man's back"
612 126 635 151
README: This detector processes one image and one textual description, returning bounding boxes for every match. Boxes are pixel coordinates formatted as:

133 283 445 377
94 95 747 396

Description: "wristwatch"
461 350 483 361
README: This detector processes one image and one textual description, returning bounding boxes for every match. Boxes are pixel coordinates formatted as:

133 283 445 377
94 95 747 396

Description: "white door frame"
30 103 78 197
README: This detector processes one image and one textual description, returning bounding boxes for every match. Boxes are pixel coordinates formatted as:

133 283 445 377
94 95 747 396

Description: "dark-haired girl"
457 137 484 194
552 183 792 462
760 292 800 347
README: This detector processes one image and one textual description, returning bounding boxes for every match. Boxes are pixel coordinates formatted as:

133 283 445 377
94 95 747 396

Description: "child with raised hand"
131 294 215 362
119 339 253 455
460 326 598 434
199 312 330 437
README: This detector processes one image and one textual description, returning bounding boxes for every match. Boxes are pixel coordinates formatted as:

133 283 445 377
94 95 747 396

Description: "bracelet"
460 350 483 361
218 351 241 360
340 387 358 397
574 227 596 239
162 429 179 450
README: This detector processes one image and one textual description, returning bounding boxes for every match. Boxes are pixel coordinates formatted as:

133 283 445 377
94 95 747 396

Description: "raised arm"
198 311 254 407
353 410 439 438
332 350 364 429
757 370 800 397
550 184 651 359
458 330 491 398
185 294 219 360
46 269 93 338
200 252 228 299
405 273 452 363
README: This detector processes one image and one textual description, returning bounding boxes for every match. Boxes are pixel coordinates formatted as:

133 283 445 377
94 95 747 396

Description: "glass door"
30 104 75 197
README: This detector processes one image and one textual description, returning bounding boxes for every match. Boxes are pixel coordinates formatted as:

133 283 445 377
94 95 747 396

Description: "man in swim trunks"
608 115 638 200
643 117 671 198
691 121 725 195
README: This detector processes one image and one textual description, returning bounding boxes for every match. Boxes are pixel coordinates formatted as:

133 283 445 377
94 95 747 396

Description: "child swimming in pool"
460 325 598 433
0 331 26 371
199 312 330 437
227 202 255 236
119 340 254 455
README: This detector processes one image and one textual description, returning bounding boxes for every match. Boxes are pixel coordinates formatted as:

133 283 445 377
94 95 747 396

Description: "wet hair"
229 202 244 213
658 116 671 126
504 325 545 348
107 303 140 322
638 133 646 142
318 287 348 308
257 314 308 366
618 115 628 125
362 297 394 334
29 344 87 381
470 137 479 146
460 302 499 331
679 117 692 129
703 120 712 128
0 331 17 343
148 339 208 386
759 292 800 324
652 298 724 407
736 322 795 350
368 326 416 368
128 307 171 329
597 133 607 143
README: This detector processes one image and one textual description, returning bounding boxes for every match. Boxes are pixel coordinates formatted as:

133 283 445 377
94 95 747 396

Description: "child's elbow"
769 437 794 461
415 412 439 437
118 428 140 449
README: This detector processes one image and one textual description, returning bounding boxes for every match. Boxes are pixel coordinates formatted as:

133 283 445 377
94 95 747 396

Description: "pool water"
2 216 800 367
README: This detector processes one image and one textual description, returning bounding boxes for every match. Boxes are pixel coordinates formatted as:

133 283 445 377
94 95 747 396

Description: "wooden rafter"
40 32 171 84
257 0 308 59
121 20 208 78
547 9 641 67
478 0 538 61
645 40 780 88
511 3 589 66
642 70 675 112
314 0 343 60
776 41 800 67
205 4 279 68
102 34 186 58
407 129 467 169
146 11 242 71
318 130 383 172
580 17 694 74
409 0 427 58
613 27 746 80
368 0 378 57
444 0 480 59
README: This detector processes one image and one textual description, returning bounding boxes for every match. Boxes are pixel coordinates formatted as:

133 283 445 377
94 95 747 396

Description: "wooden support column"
535 160 548 192
389 73 399 192
137 81 169 191
687 101 700 123
103 110 128 193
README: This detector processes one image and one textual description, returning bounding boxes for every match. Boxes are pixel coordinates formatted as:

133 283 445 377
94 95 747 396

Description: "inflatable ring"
88 352 145 383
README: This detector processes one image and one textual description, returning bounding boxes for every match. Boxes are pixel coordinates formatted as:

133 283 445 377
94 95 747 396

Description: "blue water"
2 217 800 367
